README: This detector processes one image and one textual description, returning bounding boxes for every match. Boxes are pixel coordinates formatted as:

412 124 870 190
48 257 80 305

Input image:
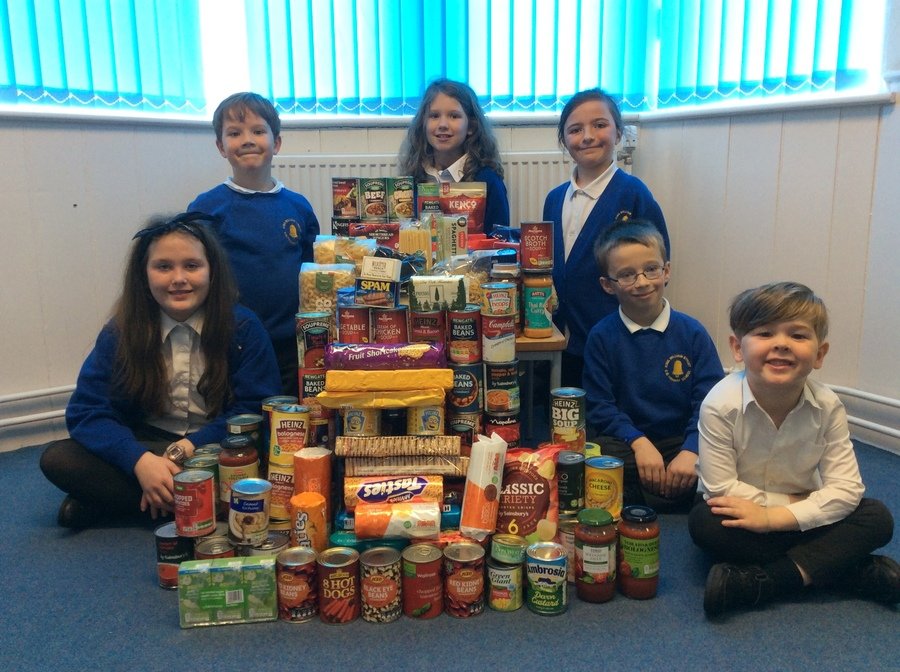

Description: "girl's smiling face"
562 99 622 184
425 92 471 168
146 231 210 322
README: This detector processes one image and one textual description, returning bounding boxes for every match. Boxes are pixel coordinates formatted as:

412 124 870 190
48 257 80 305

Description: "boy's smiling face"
730 320 829 397
600 241 670 326
216 108 281 179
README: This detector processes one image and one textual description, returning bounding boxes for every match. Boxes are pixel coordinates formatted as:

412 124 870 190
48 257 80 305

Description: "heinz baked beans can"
409 309 446 343
444 541 485 618
487 559 523 612
448 362 483 414
584 456 625 521
360 546 403 623
372 306 408 343
448 304 482 364
318 546 361 624
520 221 554 272
484 360 520 413
550 387 587 453
277 546 319 622
401 543 444 619
481 314 516 363
174 470 216 538
296 312 331 369
229 478 272 547
337 305 371 343
155 521 192 589
525 541 568 615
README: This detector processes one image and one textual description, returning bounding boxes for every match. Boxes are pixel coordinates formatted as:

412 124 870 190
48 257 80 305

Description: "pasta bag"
459 433 508 541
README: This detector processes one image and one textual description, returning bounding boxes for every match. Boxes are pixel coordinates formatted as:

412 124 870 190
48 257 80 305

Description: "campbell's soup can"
318 546 361 624
337 305 371 343
407 405 444 436
444 542 485 618
155 521 192 589
401 543 444 619
360 546 403 623
484 411 520 449
410 309 446 343
557 450 586 514
525 541 568 615
481 314 516 363
584 456 625 521
448 363 483 414
550 387 587 453
229 478 272 547
447 411 482 457
296 312 331 369
484 360 520 413
487 559 523 611
174 470 217 538
448 304 482 364
372 306 408 343
277 546 319 622
520 221 554 272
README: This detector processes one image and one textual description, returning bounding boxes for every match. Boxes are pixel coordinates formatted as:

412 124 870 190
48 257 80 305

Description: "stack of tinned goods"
479 274 521 449
332 176 415 249
520 221 555 339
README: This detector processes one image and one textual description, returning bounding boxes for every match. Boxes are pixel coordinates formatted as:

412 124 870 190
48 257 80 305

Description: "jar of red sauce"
217 435 259 507
617 505 659 599
574 508 616 603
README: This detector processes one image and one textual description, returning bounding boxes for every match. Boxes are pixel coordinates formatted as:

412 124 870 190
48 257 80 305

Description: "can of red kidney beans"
409 309 446 343
402 543 444 619
155 521 193 589
372 306 408 343
277 546 319 623
444 541 486 618
173 469 217 538
337 305 371 343
318 546 361 624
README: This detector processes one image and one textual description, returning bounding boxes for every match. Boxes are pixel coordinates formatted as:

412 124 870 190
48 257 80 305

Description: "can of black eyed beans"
525 541 568 615
487 558 523 612
360 546 403 623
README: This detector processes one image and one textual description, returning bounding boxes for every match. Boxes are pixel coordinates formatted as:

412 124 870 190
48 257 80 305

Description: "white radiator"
272 151 575 229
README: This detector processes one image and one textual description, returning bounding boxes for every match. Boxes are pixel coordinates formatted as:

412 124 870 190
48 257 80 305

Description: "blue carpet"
2 442 897 672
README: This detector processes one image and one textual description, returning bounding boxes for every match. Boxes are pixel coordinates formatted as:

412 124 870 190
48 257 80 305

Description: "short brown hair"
594 219 668 277
729 281 829 341
212 92 281 141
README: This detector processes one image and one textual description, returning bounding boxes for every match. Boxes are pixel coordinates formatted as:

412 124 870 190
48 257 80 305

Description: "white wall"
1 98 898 452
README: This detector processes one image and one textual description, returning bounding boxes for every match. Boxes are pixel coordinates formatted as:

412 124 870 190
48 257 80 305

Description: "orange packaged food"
293 447 333 522
354 502 441 540
289 491 329 553
459 433 509 541
343 475 443 513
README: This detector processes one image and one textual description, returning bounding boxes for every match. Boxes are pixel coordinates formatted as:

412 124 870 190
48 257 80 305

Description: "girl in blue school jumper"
40 214 281 528
399 78 510 236
543 89 669 387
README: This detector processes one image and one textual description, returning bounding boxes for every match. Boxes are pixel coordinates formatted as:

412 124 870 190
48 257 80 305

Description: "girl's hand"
134 452 181 518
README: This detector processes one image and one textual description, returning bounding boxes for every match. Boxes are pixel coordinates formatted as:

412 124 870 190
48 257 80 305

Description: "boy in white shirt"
689 281 897 617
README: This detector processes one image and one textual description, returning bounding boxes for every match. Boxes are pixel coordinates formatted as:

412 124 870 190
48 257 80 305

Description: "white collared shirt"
147 310 209 436
561 162 618 260
224 176 284 194
697 372 864 531
424 153 468 183
619 299 671 334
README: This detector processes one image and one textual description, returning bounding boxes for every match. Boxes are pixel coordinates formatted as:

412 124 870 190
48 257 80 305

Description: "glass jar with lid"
574 507 617 603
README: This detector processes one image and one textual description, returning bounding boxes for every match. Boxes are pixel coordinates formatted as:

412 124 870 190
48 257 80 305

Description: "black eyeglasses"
606 264 665 287
132 211 219 240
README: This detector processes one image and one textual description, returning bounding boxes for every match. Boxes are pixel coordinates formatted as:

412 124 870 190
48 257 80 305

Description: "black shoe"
704 563 775 617
57 496 101 529
843 555 900 604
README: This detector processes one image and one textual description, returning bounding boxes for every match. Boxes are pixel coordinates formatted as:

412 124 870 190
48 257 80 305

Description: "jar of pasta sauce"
574 508 617 603
617 505 660 599
218 435 259 507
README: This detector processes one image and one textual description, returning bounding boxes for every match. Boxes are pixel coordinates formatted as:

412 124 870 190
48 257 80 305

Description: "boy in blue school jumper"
189 92 319 396
583 220 724 510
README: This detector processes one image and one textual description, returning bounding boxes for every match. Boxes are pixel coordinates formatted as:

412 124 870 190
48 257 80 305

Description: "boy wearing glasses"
583 219 724 509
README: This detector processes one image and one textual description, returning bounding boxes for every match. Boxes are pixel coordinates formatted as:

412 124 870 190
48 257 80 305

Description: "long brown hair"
399 78 504 181
113 213 238 418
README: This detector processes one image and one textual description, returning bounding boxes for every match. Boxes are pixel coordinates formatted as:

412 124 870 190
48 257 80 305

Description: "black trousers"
688 497 895 585
40 425 176 518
